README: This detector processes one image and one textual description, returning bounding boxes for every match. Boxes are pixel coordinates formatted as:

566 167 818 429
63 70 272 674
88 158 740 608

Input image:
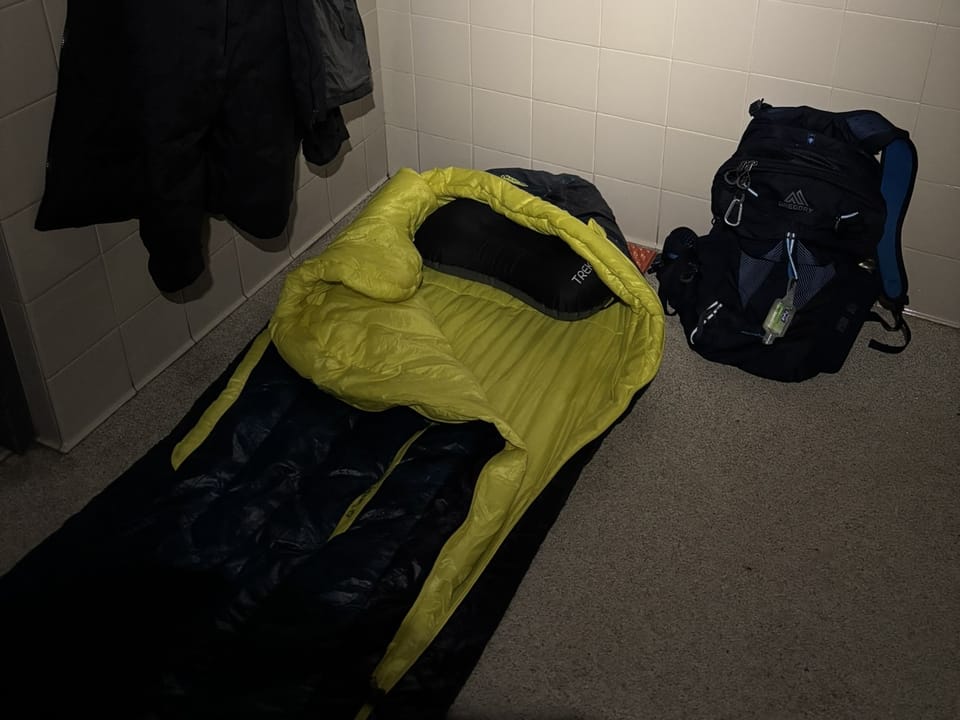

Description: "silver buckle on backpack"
724 194 744 227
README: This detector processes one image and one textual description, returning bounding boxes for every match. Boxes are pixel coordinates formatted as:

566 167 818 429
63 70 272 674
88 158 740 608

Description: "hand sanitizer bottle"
762 280 796 345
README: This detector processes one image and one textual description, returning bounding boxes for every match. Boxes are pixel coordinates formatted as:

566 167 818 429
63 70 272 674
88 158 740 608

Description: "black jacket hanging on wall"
34 0 372 293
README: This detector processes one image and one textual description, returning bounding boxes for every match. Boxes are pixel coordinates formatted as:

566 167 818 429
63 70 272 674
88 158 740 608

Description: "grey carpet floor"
1 213 958 718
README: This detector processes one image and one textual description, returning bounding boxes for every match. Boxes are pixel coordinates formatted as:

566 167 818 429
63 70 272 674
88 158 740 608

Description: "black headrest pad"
414 198 615 320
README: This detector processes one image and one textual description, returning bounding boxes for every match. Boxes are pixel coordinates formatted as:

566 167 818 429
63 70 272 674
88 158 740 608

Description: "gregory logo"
779 189 814 213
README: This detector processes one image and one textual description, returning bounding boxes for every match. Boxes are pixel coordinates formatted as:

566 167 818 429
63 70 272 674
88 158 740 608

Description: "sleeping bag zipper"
328 425 433 539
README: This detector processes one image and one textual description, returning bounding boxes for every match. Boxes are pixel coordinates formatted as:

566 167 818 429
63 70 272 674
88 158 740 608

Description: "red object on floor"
627 243 658 273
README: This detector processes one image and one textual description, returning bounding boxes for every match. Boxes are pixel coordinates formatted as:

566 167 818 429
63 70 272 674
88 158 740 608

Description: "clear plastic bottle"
762 280 797 345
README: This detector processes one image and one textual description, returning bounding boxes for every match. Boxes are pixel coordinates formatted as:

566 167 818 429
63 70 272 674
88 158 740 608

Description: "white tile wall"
412 16 470 83
903 181 960 259
413 0 467 22
235 231 291 297
379 10 413 72
534 0 601 45
0 96 55 219
598 50 671 125
471 0 532 33
0 0 57 118
382 69 417 129
834 12 937 101
923 25 960 109
531 159 591 178
749 75 832 113
531 102 596 174
473 89 532 157
385 125 421 174
847 0 941 23
473 146 531 171
181 241 245 341
533 38 599 111
667 62 749 140
0 2 385 449
46 330 134 452
119 295 192 390
674 0 757 71
902 250 960 324
364 72 387 138
752 1 843 86
594 115 663 187
326 142 373 221
0 300 59 446
24 258 113 376
659 190 713 239
207 216 237 252
378 0 960 326
471 27 532 97
103 233 164 323
95 220 139 252
288 177 334 258
1 203 100 302
593 175 661 244
365 126 389 190
914 105 960 187
419 132 473 170
415 75 473 141
662 129 737 199
943 0 960 28
600 0 676 57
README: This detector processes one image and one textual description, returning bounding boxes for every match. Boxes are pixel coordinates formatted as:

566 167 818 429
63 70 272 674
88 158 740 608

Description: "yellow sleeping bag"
175 166 665 713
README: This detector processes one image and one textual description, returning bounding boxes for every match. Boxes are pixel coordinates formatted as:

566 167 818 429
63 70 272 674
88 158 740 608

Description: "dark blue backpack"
653 100 918 382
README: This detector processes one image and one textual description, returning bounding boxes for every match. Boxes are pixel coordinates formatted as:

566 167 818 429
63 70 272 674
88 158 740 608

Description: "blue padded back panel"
878 139 916 301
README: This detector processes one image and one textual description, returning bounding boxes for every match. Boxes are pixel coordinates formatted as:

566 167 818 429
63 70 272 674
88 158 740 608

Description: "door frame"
0 310 33 453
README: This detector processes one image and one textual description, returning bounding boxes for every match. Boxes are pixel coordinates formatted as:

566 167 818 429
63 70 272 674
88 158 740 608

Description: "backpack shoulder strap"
844 110 918 353
841 110 918 306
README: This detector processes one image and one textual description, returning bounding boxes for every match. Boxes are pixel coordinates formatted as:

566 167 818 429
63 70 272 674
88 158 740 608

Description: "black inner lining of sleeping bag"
414 198 616 320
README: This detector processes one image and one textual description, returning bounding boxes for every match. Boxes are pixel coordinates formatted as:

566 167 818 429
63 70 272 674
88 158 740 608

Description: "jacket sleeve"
303 107 351 167
314 0 374 107
285 0 373 166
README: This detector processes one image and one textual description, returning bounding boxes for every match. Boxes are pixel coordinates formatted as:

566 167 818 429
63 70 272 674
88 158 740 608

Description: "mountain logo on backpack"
779 189 814 213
